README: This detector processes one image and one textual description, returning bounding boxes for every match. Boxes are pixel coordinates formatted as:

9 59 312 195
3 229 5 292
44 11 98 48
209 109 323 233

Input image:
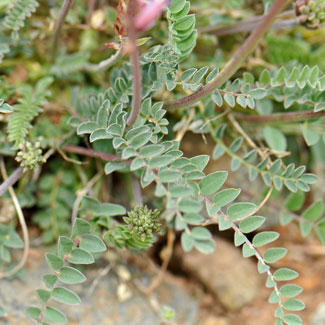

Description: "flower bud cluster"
296 0 325 29
124 205 161 241
15 141 46 171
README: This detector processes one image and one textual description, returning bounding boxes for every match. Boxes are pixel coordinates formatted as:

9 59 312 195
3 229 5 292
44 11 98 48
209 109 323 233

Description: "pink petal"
135 0 168 32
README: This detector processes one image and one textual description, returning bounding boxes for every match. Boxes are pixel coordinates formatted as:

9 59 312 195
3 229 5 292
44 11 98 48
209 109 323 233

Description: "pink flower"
135 0 169 32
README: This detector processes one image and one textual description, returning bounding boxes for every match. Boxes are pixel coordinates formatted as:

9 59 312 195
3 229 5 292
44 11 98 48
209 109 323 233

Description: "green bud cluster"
124 205 161 241
296 0 325 29
15 141 46 171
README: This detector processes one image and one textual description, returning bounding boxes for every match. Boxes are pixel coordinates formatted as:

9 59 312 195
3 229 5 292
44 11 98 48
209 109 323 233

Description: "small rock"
117 283 133 302
181 236 261 311
312 302 325 325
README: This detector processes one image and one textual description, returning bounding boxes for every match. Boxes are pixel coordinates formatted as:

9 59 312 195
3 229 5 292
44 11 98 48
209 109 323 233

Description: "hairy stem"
235 109 325 124
165 0 291 110
52 0 74 60
126 0 142 127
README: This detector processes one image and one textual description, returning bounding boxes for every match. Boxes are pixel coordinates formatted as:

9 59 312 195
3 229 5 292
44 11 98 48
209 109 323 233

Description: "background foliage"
0 0 325 324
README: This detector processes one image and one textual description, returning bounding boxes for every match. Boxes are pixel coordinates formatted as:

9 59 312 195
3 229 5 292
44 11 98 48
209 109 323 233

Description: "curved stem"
235 109 325 124
235 185 274 222
201 10 296 36
0 159 29 279
228 113 266 159
164 0 291 110
52 0 74 60
83 48 122 72
71 171 103 224
0 166 24 196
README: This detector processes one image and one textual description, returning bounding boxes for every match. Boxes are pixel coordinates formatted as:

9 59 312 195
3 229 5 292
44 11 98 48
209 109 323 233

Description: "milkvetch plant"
0 0 325 324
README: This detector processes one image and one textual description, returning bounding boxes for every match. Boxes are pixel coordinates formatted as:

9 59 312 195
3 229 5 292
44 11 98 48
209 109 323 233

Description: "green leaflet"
227 202 256 221
43 306 67 323
199 171 228 195
52 287 81 305
27 219 105 323
168 0 197 59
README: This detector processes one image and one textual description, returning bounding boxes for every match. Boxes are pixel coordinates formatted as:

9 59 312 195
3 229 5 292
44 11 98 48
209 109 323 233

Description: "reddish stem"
63 145 131 164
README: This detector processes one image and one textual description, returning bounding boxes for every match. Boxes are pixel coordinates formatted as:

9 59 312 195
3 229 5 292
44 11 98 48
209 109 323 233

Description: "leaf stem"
126 0 142 127
164 0 291 110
